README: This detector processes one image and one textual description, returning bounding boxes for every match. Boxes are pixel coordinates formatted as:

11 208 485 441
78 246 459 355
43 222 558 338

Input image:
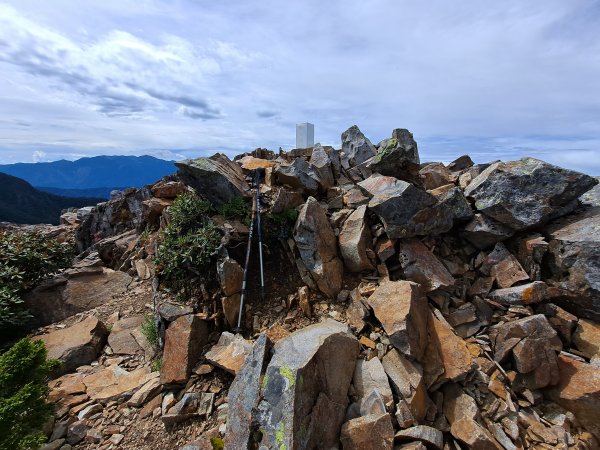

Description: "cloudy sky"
0 1 599 173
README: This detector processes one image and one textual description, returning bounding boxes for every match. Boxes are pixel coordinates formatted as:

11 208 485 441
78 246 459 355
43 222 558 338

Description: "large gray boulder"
545 207 600 321
256 320 359 449
175 153 251 206
24 263 132 326
338 205 374 273
342 125 377 167
35 316 108 376
359 174 453 239
294 197 343 298
464 158 598 231
275 157 321 195
76 187 152 251
309 144 336 190
460 213 514 250
368 129 421 183
224 335 270 449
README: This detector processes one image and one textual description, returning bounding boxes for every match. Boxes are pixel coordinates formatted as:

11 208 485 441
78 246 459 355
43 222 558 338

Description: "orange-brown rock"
205 332 252 375
150 180 187 199
428 311 474 382
547 355 600 439
366 281 428 360
36 316 108 376
572 318 600 359
294 197 343 298
339 205 374 272
160 314 209 385
382 349 430 422
397 238 455 292
340 414 394 450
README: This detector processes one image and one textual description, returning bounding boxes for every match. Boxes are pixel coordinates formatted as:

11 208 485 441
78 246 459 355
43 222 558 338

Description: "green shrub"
155 192 221 291
151 355 162 372
267 208 299 239
141 314 159 349
0 231 74 334
166 192 212 232
0 338 59 450
216 196 250 223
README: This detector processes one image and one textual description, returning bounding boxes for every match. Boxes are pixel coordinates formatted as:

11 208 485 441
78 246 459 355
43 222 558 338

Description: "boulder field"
25 125 600 450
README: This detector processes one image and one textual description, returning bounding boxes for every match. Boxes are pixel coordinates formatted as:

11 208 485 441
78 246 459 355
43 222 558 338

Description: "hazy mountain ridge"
0 173 104 225
36 186 126 200
0 155 176 189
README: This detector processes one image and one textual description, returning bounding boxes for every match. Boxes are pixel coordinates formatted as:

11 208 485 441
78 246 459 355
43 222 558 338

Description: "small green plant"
216 196 250 223
267 208 299 239
141 314 159 348
0 231 74 336
139 226 151 244
155 192 221 297
151 355 162 372
0 338 59 450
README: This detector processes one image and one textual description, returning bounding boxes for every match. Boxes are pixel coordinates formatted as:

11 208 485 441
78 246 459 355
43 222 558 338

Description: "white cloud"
32 150 46 162
0 0 598 174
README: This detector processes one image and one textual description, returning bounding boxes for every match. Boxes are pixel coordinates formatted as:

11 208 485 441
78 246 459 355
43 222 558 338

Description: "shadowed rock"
360 174 453 239
175 153 251 206
342 125 377 167
464 157 597 231
294 197 343 298
256 319 359 449
224 335 270 449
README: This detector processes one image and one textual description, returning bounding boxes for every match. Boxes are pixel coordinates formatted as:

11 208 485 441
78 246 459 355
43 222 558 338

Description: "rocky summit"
15 124 600 450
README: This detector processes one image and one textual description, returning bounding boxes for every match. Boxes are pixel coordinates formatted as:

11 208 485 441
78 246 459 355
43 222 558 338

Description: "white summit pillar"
296 122 314 148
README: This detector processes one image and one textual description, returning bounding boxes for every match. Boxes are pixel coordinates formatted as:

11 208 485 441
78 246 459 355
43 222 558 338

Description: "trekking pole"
236 187 257 331
255 168 265 300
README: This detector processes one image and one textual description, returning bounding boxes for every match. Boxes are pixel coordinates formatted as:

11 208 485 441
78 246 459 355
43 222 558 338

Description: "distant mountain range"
0 173 104 225
0 155 176 191
36 186 127 200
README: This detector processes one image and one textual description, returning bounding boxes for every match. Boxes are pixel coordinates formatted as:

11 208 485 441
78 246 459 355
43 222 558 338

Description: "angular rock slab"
419 162 455 190
359 174 453 239
353 357 394 412
487 281 546 306
25 267 132 326
366 281 428 360
340 414 394 450
36 316 108 376
481 242 529 288
175 153 251 206
545 207 600 321
225 335 270 449
217 257 243 297
342 125 377 167
161 314 209 385
395 425 444 450
205 332 253 375
547 355 600 440
83 366 156 403
464 157 597 231
256 319 359 450
107 316 143 355
368 128 420 183
490 314 562 389
382 349 430 423
572 318 600 359
460 213 514 250
398 238 455 292
429 185 474 223
428 312 474 382
275 157 321 195
339 205 374 273
293 196 343 298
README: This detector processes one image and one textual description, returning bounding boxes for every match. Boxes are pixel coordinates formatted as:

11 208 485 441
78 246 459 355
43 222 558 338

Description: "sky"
0 1 599 174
